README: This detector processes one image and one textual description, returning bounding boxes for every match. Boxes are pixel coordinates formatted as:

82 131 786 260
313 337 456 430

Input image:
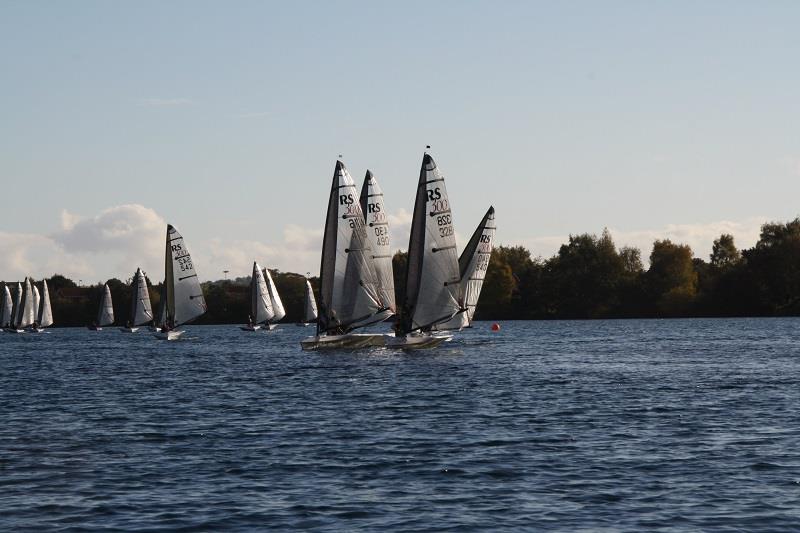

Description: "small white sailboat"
6 282 23 333
436 206 496 331
32 280 53 332
10 278 35 333
121 268 153 332
263 268 285 330
1 284 13 329
388 151 463 349
301 159 389 350
154 224 207 340
31 285 41 328
241 261 274 331
296 277 318 326
90 283 115 331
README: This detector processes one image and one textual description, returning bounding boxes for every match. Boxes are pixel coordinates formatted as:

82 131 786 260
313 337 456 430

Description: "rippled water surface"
2 319 800 531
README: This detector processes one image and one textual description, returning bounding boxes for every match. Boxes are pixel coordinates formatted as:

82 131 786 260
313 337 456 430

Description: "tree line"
5 217 800 326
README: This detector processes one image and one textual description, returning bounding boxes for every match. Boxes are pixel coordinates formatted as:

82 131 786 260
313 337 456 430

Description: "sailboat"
10 278 35 333
360 170 396 316
154 224 207 340
6 282 22 333
300 159 389 350
241 261 274 331
263 268 285 330
32 280 53 332
90 284 115 331
32 284 40 328
1 284 12 330
436 206 496 331
387 151 463 349
296 277 318 326
121 268 153 332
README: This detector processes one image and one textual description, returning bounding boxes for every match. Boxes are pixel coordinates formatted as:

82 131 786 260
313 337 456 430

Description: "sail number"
172 244 194 271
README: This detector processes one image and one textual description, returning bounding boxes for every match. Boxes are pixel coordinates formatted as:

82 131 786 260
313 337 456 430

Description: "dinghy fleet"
0 150 495 348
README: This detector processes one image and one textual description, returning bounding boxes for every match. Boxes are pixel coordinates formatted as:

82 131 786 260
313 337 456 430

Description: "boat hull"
386 333 452 349
240 325 262 332
300 334 375 351
87 326 103 331
120 327 140 333
153 330 185 341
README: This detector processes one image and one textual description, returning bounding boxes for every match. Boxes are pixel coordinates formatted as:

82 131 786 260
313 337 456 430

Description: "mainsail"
399 153 463 334
98 283 115 327
32 285 40 324
360 170 396 314
156 283 167 326
303 279 318 323
39 280 53 328
130 268 154 326
1 284 12 327
437 206 496 330
15 278 35 329
164 224 207 327
11 282 22 327
264 268 285 322
317 160 384 335
250 262 275 324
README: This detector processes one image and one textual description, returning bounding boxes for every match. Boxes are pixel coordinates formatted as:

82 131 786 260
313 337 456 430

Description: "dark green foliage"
9 217 800 324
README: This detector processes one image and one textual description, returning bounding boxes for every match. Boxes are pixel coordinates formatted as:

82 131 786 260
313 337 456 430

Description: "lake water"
1 319 800 531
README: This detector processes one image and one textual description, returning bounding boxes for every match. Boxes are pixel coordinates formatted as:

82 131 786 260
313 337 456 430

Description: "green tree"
647 240 698 316
710 234 741 268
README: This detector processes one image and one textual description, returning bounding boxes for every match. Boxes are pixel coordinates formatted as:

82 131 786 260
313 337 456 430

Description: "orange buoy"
491 323 500 331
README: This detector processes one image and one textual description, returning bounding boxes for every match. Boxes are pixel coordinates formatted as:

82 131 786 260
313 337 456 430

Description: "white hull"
264 323 278 331
153 330 185 341
349 333 389 347
240 324 262 331
300 333 375 351
295 322 312 327
120 327 140 333
386 333 452 349
5 328 26 334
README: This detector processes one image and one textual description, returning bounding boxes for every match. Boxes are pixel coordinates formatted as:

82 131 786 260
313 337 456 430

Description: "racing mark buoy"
491 323 500 332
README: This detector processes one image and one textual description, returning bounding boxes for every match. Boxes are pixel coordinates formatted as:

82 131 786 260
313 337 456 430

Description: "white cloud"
520 217 769 263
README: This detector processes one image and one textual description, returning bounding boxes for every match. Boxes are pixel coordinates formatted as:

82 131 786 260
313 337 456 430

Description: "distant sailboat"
263 268 285 330
152 284 167 332
360 170 396 316
388 152 463 349
241 261 274 331
296 277 318 326
32 285 40 327
301 159 388 350
11 278 35 333
436 206 496 331
154 224 207 340
7 282 22 332
33 280 53 332
90 283 115 331
122 268 153 332
1 284 12 329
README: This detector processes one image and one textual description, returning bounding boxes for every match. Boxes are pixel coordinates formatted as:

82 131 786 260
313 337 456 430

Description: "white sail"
32 285 40 324
15 278 35 329
360 170 396 314
164 224 206 327
264 268 285 322
130 268 154 326
318 160 383 334
11 283 22 327
399 153 462 333
250 262 275 324
98 283 115 326
1 284 12 327
437 206 496 330
303 279 318 323
38 280 53 328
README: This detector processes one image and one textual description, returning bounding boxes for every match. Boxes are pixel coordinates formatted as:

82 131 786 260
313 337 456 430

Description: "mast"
399 151 462 334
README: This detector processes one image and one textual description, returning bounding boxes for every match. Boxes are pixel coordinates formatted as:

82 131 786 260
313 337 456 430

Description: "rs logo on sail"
339 194 354 206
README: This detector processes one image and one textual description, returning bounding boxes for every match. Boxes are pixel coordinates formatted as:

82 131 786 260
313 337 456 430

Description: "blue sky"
2 1 800 281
